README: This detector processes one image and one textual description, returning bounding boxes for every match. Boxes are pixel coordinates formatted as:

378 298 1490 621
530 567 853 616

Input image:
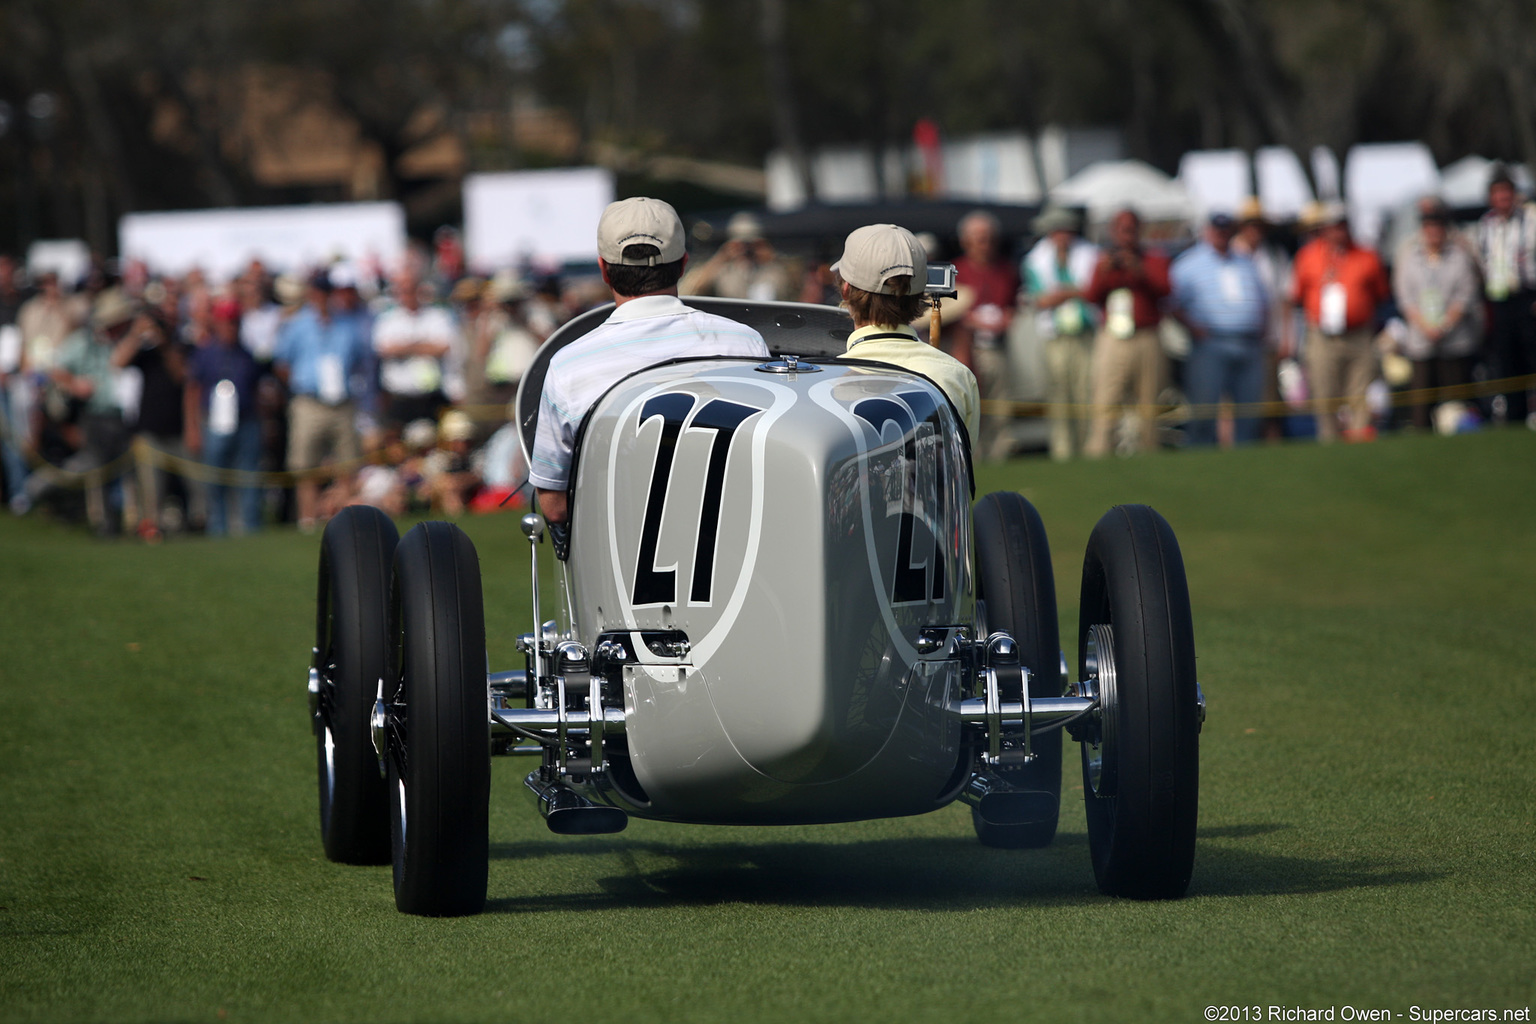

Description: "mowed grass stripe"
2 429 1533 1022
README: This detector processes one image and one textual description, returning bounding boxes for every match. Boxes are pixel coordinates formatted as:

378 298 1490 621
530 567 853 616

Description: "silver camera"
925 263 957 299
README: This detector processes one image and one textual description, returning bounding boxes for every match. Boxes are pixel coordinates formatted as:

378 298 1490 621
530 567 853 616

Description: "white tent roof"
1050 159 1195 223
1343 142 1441 248
1177 149 1250 218
1439 155 1534 207
1255 147 1314 220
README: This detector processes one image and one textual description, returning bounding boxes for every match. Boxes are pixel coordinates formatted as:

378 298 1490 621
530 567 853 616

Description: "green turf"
2 430 1534 1023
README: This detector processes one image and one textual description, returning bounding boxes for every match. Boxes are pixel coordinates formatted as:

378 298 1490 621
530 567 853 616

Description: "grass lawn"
2 429 1533 1023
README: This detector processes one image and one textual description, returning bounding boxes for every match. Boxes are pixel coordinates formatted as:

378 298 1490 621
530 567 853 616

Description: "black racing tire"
1077 504 1199 899
315 505 399 864
387 521 490 916
971 491 1062 848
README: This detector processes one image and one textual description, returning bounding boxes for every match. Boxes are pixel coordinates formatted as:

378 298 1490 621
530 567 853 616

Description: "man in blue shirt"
1170 213 1269 446
274 273 371 531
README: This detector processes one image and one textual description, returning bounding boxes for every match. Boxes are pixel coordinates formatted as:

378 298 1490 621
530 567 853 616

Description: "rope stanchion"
980 372 1536 422
4 371 1533 493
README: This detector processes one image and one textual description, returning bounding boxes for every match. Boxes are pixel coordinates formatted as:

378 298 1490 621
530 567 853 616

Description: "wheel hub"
1081 624 1119 797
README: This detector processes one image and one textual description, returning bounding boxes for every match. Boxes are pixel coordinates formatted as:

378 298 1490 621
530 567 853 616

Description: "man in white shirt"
372 268 461 426
530 197 770 524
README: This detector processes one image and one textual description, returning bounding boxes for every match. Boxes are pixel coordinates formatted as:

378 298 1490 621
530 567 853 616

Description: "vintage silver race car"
308 296 1204 916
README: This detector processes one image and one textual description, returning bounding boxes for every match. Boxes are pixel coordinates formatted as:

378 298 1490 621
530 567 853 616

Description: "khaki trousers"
1305 327 1376 442
1085 327 1162 457
973 345 1011 461
1046 331 1094 461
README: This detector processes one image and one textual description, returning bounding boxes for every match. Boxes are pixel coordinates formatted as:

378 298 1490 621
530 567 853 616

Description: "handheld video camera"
925 263 958 300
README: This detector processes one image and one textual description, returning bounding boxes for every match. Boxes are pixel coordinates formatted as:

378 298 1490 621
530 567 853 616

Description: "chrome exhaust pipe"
522 772 628 835
961 772 1059 827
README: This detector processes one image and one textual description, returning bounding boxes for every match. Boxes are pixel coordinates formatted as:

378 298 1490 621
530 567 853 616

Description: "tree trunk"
759 0 812 201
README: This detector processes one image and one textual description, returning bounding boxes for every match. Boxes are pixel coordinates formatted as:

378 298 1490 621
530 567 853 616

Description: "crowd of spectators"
0 240 581 539
1 163 1532 539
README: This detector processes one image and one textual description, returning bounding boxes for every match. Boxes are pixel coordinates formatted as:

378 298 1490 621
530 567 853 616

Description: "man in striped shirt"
530 197 769 524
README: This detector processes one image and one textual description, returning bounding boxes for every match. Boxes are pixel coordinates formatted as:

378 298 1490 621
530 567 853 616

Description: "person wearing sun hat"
529 196 770 525
1023 205 1098 460
835 223 980 440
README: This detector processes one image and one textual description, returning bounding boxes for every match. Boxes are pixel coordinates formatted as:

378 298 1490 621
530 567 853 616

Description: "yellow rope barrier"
4 372 1533 491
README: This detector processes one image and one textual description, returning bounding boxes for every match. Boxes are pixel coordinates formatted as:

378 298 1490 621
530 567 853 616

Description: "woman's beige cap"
832 224 927 295
596 197 686 265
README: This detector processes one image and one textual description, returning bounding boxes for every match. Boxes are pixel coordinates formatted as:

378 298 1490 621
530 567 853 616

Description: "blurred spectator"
372 267 460 427
1393 200 1480 431
1022 206 1099 460
328 263 379 444
1170 212 1269 446
431 225 466 288
949 210 1021 460
680 212 795 301
187 299 264 536
114 308 196 539
1084 208 1172 456
37 291 136 532
179 288 215 349
420 409 483 515
18 271 83 377
0 255 31 503
1289 202 1390 442
274 273 372 532
524 276 567 343
1472 165 1536 427
0 254 26 323
467 273 540 416
798 244 842 306
237 262 284 365
1232 198 1293 439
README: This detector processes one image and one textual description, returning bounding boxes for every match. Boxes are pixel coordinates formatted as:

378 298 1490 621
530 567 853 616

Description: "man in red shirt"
948 211 1021 459
1288 203 1389 442
1084 208 1171 456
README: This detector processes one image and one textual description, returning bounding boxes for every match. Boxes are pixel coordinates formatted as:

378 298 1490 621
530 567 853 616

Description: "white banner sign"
463 167 615 271
119 202 407 281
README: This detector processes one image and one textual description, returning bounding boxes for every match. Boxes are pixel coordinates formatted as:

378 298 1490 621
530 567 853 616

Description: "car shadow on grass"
483 823 1440 913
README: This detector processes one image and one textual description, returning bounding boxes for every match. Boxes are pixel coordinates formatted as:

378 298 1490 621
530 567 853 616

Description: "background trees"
1 0 1532 253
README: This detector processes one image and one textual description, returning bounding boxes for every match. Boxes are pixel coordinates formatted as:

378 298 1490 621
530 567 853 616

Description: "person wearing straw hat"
530 197 770 525
1023 205 1099 460
834 223 980 441
39 290 137 533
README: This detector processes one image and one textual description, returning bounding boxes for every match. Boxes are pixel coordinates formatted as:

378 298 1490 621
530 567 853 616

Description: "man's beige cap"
597 197 686 266
832 223 926 295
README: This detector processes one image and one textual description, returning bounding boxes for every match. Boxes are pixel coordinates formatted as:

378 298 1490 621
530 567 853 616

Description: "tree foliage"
1 0 1533 253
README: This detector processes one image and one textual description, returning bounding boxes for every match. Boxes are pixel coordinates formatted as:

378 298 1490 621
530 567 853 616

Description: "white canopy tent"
1254 147 1314 220
1176 149 1251 219
1050 160 1196 224
1343 142 1441 248
1439 155 1533 207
